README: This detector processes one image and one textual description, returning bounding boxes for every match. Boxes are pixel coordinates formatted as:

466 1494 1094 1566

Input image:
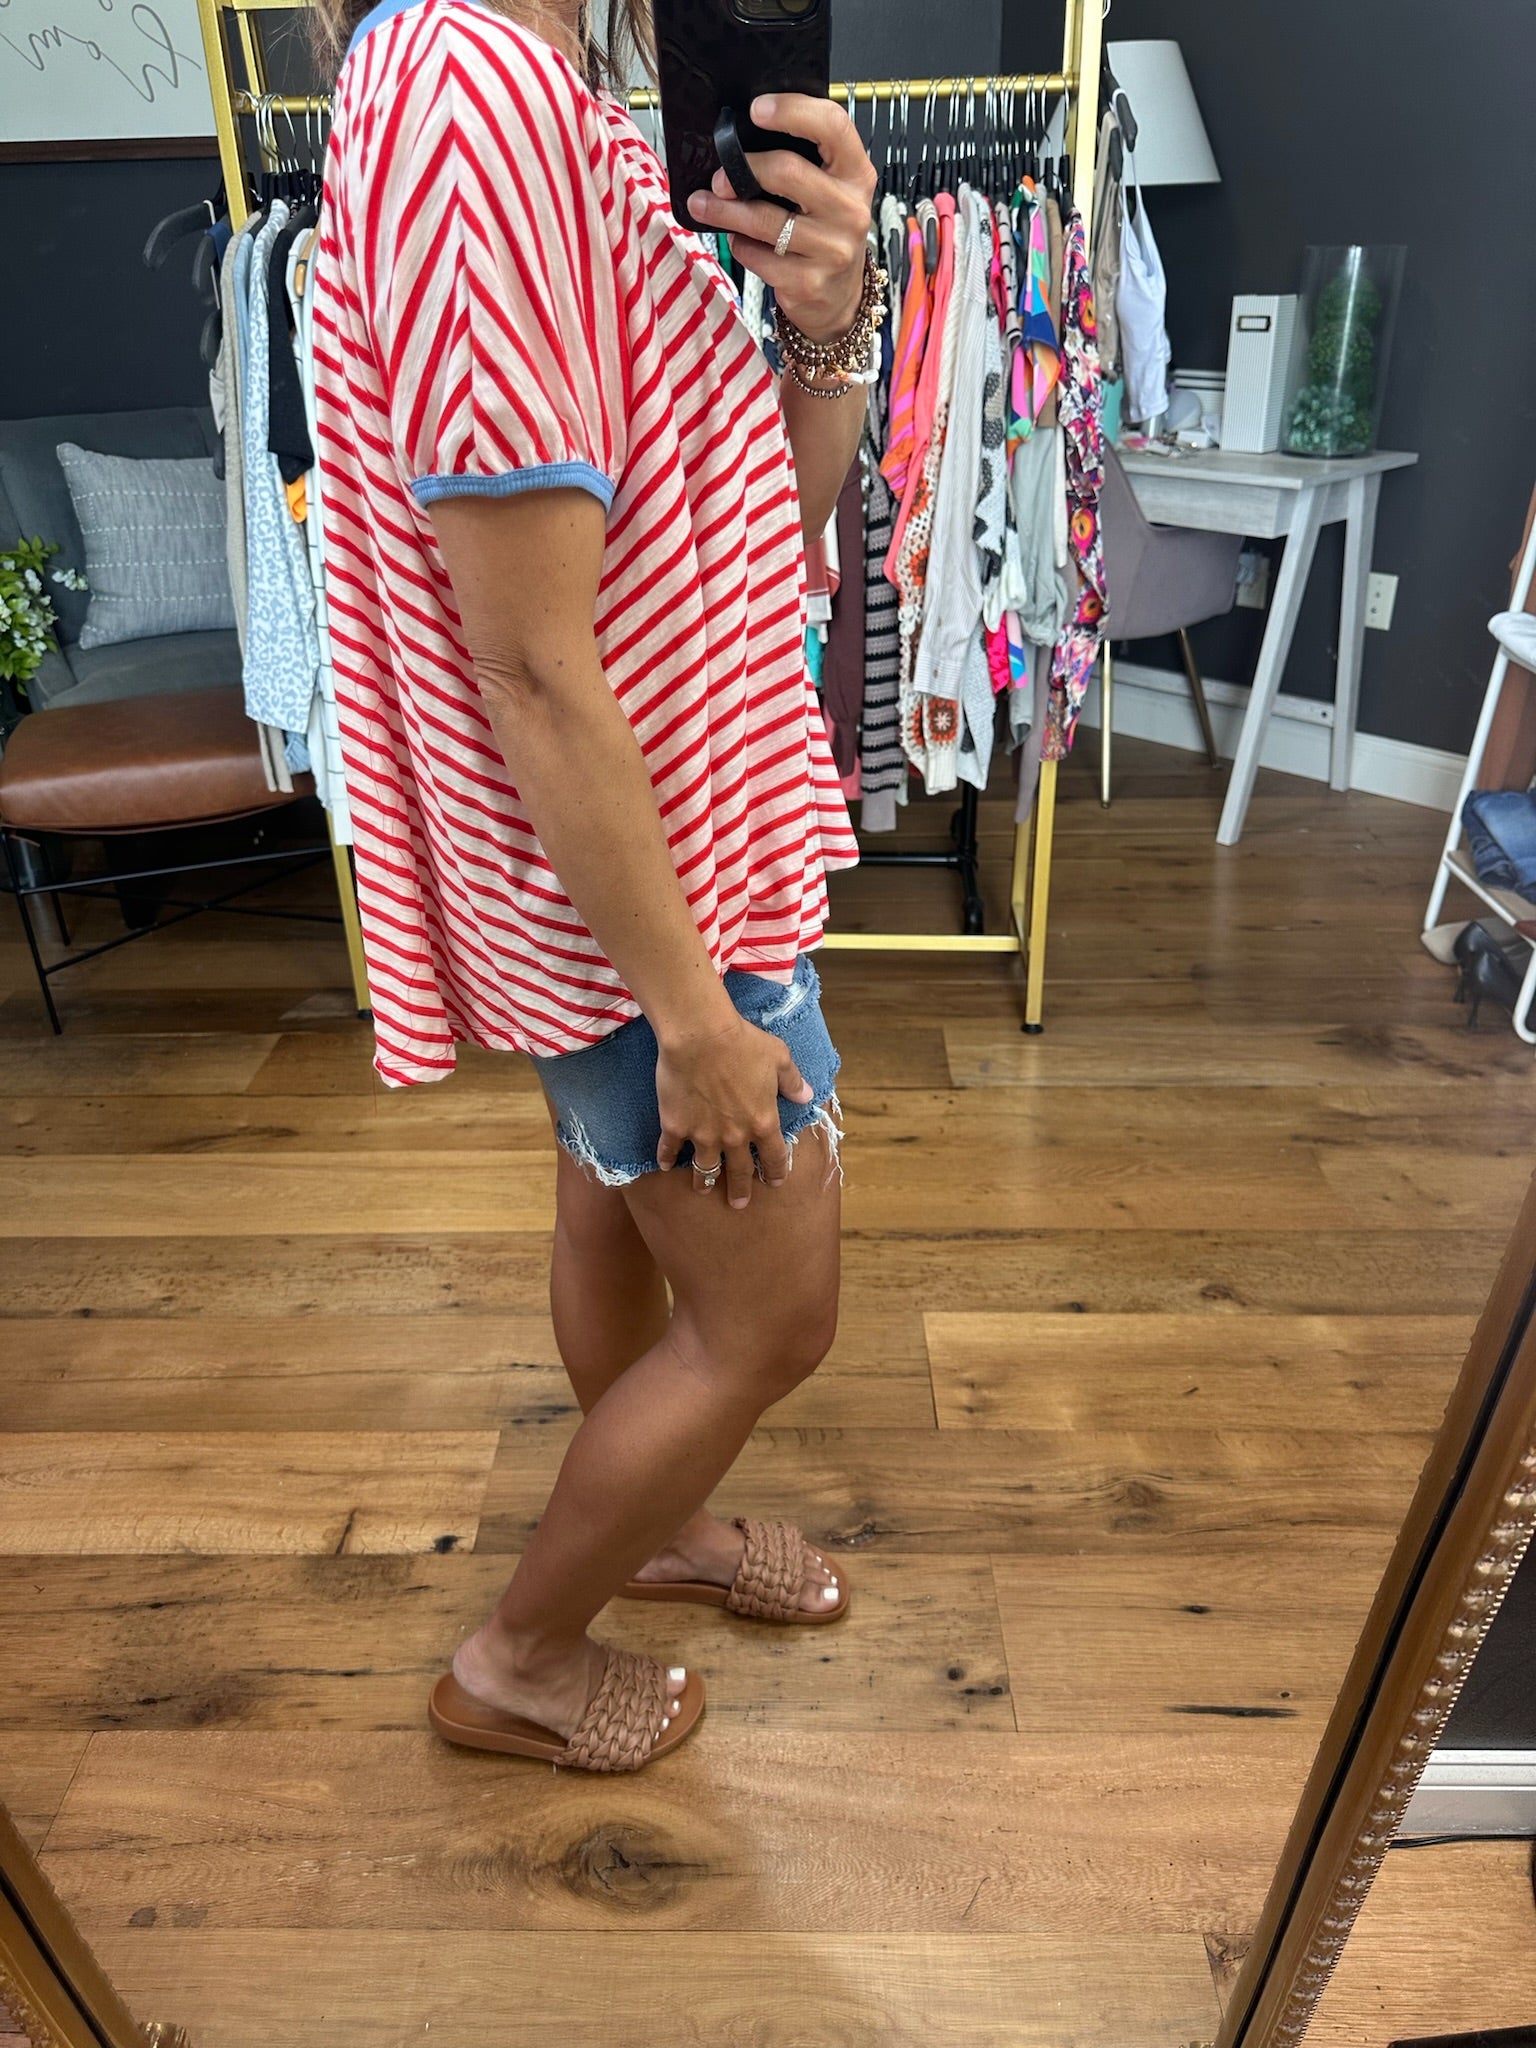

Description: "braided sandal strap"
555 1646 669 1774
725 1517 808 1621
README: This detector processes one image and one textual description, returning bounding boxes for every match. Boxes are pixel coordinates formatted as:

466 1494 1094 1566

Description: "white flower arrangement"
0 537 87 687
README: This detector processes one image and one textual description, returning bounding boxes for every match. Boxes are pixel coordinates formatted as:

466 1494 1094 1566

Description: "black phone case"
651 0 832 231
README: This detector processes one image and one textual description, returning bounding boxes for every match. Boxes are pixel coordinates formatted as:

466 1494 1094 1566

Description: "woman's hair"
309 0 653 91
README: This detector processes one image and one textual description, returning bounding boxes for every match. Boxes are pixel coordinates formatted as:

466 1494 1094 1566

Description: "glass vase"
1283 244 1406 459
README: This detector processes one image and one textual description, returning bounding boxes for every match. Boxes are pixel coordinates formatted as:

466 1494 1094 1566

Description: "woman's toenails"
668 1666 687 1682
822 1585 839 1602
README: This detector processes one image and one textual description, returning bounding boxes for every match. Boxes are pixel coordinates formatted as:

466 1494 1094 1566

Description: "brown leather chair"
0 685 327 1032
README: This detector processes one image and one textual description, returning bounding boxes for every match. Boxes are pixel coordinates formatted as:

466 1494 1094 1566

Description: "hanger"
918 84 939 269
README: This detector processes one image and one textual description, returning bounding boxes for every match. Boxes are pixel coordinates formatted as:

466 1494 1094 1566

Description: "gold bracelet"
774 251 889 382
785 360 861 399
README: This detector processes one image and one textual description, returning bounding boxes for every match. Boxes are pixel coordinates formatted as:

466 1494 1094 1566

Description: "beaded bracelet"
774 250 889 397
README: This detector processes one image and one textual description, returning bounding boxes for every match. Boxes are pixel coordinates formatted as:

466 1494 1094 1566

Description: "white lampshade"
1106 40 1220 186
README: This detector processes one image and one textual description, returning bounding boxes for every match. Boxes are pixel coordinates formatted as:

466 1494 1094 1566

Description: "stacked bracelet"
774 250 889 398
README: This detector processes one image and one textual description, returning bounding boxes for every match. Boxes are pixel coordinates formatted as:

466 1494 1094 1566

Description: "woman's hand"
656 1012 815 1210
687 92 878 343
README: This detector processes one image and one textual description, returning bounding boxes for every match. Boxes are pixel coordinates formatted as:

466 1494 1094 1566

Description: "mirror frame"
1221 1172 1536 2048
6 1184 1536 2048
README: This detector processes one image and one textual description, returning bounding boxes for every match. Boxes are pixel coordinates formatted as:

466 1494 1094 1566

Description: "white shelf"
1443 845 1536 930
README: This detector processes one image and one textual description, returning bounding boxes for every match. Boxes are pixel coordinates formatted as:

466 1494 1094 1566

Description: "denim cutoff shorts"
529 952 842 1187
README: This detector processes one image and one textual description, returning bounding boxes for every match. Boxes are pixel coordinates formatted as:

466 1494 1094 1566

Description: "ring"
773 214 797 258
694 1156 723 1188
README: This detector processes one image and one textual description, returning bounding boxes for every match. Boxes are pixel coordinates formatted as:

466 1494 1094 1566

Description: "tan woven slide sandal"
428 1646 705 1773
622 1516 850 1625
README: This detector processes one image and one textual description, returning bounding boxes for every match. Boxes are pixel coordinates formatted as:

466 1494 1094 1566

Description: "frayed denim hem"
556 1091 844 1191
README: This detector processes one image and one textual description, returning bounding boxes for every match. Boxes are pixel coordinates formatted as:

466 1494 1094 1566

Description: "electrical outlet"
1366 572 1398 631
1236 548 1270 610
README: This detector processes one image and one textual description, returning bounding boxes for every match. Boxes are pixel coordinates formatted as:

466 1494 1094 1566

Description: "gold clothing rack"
196 0 1105 1029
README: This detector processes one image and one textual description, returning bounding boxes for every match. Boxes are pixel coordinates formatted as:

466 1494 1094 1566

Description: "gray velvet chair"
1097 443 1243 806
0 406 240 714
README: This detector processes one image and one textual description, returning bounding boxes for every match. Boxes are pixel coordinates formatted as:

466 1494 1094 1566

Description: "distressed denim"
1464 789 1536 895
530 952 842 1186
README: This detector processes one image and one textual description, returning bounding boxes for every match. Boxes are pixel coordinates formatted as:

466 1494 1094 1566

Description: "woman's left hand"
687 92 877 343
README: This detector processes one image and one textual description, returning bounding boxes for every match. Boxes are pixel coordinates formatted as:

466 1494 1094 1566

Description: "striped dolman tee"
311 0 858 1083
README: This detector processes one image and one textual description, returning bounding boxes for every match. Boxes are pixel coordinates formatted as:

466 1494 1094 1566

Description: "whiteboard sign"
0 0 216 142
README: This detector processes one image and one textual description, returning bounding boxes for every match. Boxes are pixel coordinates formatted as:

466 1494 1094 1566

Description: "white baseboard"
1082 659 1467 814
1399 1750 1536 1838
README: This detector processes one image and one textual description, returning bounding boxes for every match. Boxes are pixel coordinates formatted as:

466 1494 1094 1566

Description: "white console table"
1119 446 1419 844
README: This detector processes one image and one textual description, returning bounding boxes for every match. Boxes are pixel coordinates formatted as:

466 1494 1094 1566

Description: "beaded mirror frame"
1220 1171 1536 2048
5 1181 1536 2048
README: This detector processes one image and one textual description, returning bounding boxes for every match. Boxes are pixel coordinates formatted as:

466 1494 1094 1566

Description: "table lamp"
1105 40 1220 187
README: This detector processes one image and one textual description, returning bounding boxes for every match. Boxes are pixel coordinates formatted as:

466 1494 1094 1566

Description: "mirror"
5 6 1532 2048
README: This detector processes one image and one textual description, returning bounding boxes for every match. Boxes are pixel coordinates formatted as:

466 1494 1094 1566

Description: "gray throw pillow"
55 442 235 651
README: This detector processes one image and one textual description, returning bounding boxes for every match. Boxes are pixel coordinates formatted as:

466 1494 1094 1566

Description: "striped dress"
310 0 857 1082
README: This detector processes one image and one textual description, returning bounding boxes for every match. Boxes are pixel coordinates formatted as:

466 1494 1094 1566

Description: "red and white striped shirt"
310 0 858 1083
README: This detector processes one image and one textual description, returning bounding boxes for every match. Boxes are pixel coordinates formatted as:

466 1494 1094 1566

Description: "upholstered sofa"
0 406 240 714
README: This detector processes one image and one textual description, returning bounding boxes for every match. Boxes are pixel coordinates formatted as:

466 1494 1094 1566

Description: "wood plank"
0 1433 498 1555
0 1312 933 1432
0 987 361 1036
992 1533 1396 1738
477 1423 1430 1557
84 1929 1220 2048
0 1090 555 1157
0 1734 90 1853
0 1228 1510 1318
0 1154 554 1236
245 1032 545 1097
1308 1840 1536 2047
0 1553 1008 1735
926 1312 1471 1433
945 1016 1536 1087
1317 1145 1536 1227
839 1134 1352 1233
0 1034 279 1098
44 1726 1305 1935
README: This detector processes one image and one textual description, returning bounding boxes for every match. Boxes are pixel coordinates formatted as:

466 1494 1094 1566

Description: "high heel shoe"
1457 943 1524 1030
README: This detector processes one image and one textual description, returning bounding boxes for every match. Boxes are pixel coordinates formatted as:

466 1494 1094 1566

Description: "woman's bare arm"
429 486 810 1206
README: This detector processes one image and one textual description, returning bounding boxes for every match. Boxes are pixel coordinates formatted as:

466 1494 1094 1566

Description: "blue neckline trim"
411 462 615 511
347 0 428 57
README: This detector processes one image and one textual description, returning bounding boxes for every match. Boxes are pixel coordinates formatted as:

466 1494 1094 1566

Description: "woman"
310 0 880 1771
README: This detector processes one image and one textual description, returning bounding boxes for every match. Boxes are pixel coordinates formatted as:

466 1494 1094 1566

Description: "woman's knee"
675 1294 838 1409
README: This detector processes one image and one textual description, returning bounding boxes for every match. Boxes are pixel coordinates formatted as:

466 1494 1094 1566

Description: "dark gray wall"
832 0 1001 76
1443 1542 1536 1753
1007 0 1536 756
0 158 216 418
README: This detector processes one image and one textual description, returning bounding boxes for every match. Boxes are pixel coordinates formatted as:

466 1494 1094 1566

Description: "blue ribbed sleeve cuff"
410 461 615 510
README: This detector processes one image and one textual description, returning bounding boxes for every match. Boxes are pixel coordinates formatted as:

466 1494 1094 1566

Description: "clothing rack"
195 0 1106 1030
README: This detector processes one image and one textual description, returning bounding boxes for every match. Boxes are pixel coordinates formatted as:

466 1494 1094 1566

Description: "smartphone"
652 0 832 232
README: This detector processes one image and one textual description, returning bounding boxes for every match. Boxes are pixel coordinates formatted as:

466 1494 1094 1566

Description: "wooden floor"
3 737 1536 2048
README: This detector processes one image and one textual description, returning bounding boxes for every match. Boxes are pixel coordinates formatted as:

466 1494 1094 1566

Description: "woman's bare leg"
455 1130 842 1740
546 1111 837 1607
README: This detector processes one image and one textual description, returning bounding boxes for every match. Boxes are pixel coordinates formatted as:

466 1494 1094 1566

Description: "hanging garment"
290 218 353 839
975 235 1009 635
241 199 321 738
1017 187 1060 428
821 466 865 779
860 439 904 830
890 192 962 794
1091 109 1125 382
879 211 931 501
914 190 996 792
1045 208 1107 764
267 215 317 484
1117 152 1171 424
1000 427 1069 647
216 215 252 656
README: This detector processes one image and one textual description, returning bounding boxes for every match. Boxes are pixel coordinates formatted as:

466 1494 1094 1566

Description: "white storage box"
1222 295 1306 453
